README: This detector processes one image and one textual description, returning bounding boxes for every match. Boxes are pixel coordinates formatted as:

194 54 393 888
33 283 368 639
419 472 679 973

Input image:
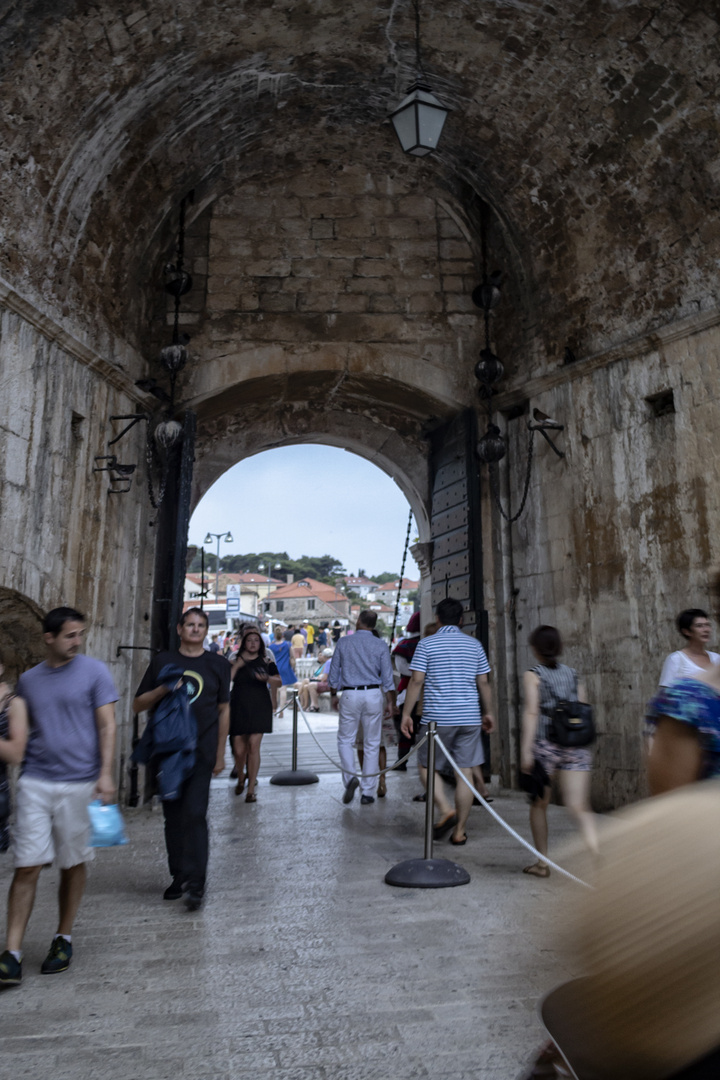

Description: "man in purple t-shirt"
0 607 117 988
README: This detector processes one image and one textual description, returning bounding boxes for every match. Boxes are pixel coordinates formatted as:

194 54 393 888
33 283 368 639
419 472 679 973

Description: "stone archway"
0 588 45 683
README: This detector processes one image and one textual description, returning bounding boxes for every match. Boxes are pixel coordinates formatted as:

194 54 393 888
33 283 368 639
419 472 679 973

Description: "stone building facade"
264 579 350 626
0 3 717 806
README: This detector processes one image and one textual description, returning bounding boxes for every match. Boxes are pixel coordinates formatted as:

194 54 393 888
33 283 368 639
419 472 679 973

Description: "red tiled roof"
268 577 346 601
186 572 284 586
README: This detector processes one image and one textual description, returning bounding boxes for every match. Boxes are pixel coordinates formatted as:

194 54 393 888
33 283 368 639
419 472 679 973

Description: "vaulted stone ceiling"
0 1 717 370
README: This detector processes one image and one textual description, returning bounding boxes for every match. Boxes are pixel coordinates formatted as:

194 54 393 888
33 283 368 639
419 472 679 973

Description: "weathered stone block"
334 218 377 239
439 239 473 261
353 258 390 277
245 259 291 277
258 293 298 313
334 294 369 313
310 218 335 239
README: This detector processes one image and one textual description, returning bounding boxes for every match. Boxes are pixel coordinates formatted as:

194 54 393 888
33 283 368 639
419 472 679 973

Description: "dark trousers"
162 758 214 893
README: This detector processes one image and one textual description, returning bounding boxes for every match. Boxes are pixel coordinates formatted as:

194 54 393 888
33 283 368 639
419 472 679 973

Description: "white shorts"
14 776 96 869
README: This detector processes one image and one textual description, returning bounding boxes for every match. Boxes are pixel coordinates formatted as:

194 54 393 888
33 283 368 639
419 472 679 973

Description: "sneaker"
41 936 72 975
342 777 359 804
360 795 375 805
0 950 21 986
163 877 184 900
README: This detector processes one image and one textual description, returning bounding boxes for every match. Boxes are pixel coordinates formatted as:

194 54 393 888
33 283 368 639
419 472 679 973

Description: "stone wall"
0 302 153 792
487 313 720 808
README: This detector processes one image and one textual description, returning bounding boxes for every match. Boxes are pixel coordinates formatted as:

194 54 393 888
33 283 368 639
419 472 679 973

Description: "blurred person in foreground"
520 625 597 877
659 608 720 687
401 598 494 845
519 782 720 1080
647 622 720 796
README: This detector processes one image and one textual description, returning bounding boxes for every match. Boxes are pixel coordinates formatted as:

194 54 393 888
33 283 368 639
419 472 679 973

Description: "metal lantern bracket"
108 413 149 446
528 421 565 459
93 454 137 494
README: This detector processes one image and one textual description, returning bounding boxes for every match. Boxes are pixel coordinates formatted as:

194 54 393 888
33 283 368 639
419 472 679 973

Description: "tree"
374 572 398 585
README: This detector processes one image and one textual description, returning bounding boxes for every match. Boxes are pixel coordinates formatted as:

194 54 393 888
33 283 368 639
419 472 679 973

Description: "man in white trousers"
329 611 396 805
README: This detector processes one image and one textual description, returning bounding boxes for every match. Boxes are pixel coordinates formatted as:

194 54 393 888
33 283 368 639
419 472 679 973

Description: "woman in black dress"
230 627 281 802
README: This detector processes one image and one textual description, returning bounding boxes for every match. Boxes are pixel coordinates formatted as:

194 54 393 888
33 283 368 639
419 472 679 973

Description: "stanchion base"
384 857 470 889
269 770 320 786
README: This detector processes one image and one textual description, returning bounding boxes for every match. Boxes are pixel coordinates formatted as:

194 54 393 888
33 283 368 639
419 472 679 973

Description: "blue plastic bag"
88 800 128 848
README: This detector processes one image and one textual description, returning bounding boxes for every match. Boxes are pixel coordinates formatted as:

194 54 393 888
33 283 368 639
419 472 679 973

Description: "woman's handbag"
547 700 596 748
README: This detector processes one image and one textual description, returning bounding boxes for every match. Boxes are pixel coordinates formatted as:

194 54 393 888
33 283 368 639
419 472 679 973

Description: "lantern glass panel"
416 102 447 152
391 102 419 154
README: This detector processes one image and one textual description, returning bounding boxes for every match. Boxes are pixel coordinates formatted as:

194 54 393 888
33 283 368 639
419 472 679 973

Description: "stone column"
411 541 434 630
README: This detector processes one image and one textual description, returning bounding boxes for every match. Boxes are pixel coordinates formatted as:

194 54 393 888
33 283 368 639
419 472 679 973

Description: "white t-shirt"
658 649 720 687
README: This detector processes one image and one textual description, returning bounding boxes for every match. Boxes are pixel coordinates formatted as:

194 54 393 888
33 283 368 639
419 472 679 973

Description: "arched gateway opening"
0 4 717 811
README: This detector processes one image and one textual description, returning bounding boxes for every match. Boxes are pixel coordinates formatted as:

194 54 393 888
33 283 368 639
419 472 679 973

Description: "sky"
189 444 420 581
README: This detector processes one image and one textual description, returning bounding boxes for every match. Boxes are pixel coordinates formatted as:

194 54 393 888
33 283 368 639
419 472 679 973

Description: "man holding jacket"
134 608 230 911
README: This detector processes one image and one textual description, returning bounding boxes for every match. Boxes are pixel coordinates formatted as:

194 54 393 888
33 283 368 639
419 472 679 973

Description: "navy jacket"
132 664 196 800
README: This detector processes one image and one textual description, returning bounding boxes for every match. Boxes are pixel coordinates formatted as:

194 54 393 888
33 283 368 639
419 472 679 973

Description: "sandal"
450 834 467 845
235 777 245 796
523 863 550 878
245 791 257 803
433 813 457 840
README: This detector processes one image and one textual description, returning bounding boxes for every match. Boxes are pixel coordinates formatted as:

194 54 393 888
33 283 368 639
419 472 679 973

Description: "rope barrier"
433 733 591 889
272 690 591 887
294 695 427 779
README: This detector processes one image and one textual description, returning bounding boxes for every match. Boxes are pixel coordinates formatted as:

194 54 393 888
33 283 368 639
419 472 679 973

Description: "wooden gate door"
428 409 487 647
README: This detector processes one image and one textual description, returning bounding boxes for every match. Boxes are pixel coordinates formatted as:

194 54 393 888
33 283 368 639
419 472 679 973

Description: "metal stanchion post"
270 689 319 786
385 721 470 888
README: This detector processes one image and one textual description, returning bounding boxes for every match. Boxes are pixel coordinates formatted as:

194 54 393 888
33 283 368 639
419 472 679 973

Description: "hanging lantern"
159 344 188 373
163 262 193 297
153 419 183 451
472 282 502 313
476 424 506 464
474 348 505 386
389 83 450 157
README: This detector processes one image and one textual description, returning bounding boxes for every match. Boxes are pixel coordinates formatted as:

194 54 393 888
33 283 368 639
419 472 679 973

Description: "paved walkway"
0 719 580 1080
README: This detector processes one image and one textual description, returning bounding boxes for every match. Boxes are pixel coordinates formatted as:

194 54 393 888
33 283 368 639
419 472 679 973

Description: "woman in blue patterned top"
646 670 720 792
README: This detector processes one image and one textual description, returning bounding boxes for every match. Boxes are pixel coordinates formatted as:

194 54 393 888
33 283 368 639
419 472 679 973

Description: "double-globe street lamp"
204 530 233 603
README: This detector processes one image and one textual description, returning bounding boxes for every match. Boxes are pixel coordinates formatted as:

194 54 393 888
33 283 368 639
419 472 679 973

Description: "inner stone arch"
0 588 45 684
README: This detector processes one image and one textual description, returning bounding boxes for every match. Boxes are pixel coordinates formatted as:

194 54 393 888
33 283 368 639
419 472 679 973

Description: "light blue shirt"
328 630 394 692
411 625 490 725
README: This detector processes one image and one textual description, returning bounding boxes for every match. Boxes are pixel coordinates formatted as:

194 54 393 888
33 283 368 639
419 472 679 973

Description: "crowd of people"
1 589 719 995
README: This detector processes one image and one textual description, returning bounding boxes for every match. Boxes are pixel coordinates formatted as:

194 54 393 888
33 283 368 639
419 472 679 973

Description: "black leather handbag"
547 700 595 748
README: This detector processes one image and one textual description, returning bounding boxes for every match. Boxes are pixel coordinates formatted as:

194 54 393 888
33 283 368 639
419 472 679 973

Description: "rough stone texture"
0 2 714 371
488 317 720 808
0 755 580 1080
0 306 154 789
0 3 717 807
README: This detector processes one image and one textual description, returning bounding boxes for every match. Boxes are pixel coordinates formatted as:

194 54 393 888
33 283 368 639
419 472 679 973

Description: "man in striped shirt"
401 598 494 845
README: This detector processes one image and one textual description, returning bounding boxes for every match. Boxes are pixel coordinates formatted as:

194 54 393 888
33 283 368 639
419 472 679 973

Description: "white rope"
294 696 427 778
433 734 592 889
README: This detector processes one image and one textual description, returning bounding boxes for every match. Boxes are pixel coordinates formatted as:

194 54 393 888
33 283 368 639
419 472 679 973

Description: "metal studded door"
429 409 487 646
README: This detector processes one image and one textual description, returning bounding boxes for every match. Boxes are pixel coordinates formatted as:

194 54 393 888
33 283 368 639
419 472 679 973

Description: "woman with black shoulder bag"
520 625 598 878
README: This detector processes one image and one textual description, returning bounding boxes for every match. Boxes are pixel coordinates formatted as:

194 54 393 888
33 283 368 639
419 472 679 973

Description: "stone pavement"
0 724 581 1080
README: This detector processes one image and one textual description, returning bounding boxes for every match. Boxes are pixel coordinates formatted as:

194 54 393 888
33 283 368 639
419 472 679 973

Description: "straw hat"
548 782 720 1078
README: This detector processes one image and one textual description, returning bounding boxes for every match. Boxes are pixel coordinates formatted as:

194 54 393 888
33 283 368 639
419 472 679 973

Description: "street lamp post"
258 562 282 617
204 531 233 602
